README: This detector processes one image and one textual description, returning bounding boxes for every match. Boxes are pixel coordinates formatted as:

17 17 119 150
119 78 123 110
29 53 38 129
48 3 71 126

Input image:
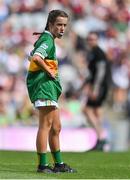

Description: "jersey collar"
44 30 54 38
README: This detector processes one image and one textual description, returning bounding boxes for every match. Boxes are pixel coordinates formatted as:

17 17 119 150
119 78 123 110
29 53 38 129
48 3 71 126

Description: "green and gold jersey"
26 31 62 103
28 31 58 75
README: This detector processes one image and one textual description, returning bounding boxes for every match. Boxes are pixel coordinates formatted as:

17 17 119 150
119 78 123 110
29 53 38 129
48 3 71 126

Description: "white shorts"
34 99 59 108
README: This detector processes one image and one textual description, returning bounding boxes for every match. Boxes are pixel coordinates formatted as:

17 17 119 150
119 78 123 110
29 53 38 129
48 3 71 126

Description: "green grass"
0 150 130 179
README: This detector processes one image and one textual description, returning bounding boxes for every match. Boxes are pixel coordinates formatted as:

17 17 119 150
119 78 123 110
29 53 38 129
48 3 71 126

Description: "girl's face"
50 16 68 39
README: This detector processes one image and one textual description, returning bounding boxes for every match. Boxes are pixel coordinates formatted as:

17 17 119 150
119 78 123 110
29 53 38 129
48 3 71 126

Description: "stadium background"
0 0 130 152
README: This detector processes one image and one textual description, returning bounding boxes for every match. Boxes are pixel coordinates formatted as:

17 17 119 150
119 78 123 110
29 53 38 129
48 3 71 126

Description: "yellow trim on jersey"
28 57 41 71
28 58 58 74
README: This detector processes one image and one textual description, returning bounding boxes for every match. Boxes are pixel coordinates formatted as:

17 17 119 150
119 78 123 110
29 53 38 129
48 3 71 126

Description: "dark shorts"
86 85 108 108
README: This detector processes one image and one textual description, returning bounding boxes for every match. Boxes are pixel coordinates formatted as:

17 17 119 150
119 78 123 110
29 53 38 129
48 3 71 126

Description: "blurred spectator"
0 0 9 23
112 52 130 111
80 32 111 151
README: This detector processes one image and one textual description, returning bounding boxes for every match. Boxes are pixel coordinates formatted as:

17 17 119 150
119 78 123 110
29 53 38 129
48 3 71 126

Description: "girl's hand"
48 69 56 79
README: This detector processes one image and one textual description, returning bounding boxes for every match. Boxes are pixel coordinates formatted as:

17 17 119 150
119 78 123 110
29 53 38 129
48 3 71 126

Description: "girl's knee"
39 118 53 130
51 125 61 135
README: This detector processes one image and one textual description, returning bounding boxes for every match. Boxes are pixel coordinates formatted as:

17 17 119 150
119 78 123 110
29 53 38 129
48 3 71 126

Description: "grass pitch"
0 150 130 179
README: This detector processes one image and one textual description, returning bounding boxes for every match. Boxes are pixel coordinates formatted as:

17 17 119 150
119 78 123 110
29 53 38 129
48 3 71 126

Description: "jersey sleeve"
33 38 53 60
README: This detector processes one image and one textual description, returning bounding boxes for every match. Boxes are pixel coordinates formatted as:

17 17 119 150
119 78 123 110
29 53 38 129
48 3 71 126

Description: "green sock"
51 150 63 164
37 152 48 166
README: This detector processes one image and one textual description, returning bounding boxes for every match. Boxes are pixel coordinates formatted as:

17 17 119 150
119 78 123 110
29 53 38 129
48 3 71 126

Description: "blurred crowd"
0 0 130 127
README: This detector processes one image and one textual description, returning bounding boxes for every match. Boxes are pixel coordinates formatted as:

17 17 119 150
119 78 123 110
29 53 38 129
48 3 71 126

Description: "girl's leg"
36 106 54 171
36 106 53 153
49 107 63 164
49 107 76 173
49 107 61 152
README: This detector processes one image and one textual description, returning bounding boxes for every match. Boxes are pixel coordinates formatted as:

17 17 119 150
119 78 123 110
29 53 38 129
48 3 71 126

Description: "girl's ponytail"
33 32 42 36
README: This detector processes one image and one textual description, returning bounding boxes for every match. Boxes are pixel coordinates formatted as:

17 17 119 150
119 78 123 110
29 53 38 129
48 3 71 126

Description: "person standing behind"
82 32 111 151
26 10 76 173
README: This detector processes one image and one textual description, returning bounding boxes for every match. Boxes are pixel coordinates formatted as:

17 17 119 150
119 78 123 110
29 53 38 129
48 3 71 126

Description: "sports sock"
37 152 48 166
51 150 63 164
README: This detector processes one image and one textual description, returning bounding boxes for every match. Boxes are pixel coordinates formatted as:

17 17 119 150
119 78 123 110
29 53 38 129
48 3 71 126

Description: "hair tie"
33 32 42 35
